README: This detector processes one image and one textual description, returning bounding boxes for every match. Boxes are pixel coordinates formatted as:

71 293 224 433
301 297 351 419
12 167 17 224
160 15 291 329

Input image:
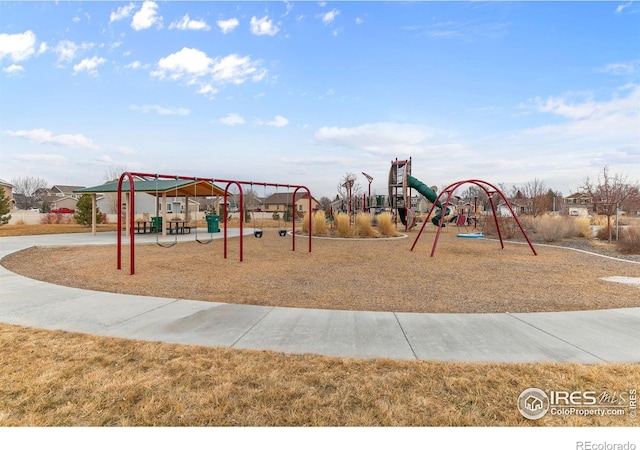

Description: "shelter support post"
91 193 97 236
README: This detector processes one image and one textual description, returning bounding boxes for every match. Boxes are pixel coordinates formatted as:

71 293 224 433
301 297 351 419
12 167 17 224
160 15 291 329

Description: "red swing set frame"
116 172 313 275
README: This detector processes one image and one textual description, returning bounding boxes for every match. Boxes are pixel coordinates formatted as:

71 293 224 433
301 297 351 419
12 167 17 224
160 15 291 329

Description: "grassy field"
1 323 638 427
1 223 639 427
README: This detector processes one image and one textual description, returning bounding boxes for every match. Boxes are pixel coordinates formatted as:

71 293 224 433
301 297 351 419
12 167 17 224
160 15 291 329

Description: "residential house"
0 179 15 210
36 184 85 212
562 192 594 217
263 192 318 216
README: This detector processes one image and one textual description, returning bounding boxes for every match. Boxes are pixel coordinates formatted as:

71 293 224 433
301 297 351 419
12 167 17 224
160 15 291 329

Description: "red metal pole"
222 181 243 261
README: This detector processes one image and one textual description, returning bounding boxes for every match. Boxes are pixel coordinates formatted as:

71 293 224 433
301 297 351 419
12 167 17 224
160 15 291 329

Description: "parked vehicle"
51 208 75 214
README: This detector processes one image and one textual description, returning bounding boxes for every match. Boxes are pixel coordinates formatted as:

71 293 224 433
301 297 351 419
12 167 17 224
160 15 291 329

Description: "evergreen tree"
74 194 103 226
0 187 12 225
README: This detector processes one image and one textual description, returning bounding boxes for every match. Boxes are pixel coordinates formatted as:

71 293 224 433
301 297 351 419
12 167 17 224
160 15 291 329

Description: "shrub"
302 211 329 236
355 212 378 237
483 216 519 239
376 212 396 237
618 227 640 254
573 217 592 238
333 213 353 237
40 213 73 225
595 226 611 241
591 215 609 227
0 186 11 225
534 216 576 243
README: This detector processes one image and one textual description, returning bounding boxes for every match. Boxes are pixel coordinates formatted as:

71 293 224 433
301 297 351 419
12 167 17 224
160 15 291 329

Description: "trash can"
206 215 220 233
151 216 162 233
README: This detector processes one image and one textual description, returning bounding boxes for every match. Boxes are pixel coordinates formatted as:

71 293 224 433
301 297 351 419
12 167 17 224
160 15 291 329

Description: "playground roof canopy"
75 178 226 198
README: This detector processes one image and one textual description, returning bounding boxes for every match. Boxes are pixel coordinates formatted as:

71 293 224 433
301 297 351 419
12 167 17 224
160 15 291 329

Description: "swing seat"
456 232 484 239
254 230 263 238
278 229 287 237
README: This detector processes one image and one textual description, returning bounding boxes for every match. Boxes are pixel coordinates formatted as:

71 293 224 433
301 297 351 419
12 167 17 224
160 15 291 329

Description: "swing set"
117 172 313 275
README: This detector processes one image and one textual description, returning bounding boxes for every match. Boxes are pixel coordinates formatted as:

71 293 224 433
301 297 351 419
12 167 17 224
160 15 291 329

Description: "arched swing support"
410 179 537 257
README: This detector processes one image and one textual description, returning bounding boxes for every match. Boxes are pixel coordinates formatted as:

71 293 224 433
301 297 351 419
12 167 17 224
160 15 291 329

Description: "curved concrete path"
1 231 639 363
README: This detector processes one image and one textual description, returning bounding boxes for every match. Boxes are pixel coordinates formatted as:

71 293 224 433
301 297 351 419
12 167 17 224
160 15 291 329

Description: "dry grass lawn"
1 323 638 426
3 228 639 313
1 224 639 427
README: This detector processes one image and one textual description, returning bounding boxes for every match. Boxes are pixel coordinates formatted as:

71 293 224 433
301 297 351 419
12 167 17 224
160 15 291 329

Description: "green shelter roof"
74 178 226 197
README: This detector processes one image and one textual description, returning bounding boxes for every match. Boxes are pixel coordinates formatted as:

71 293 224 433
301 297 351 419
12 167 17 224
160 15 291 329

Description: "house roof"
53 185 85 194
75 178 226 198
0 179 13 188
263 192 316 204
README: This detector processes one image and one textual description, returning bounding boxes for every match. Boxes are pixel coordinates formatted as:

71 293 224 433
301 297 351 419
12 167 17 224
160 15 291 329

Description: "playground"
4 228 639 314
4 160 640 314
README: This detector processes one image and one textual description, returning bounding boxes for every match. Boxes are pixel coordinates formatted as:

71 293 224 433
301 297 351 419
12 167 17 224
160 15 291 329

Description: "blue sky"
1 1 639 199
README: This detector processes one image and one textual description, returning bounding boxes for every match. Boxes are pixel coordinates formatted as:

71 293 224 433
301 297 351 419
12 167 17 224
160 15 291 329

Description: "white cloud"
152 47 212 80
131 1 162 31
217 18 240 34
53 40 93 64
218 113 245 126
599 60 639 75
110 3 135 23
0 30 37 62
73 56 107 75
169 14 211 31
320 9 340 24
530 86 639 122
315 122 436 156
125 60 146 70
12 153 66 163
151 48 266 96
616 1 634 13
4 129 99 151
280 155 355 166
355 17 364 25
130 104 190 116
267 115 289 127
3 64 24 74
211 54 266 84
250 16 280 36
114 145 136 155
197 84 218 99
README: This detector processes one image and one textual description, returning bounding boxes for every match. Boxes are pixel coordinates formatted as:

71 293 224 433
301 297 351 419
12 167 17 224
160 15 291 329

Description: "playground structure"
116 172 313 275
387 158 537 257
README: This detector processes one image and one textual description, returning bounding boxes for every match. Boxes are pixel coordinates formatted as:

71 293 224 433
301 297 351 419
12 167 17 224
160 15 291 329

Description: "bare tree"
336 173 362 199
335 173 362 215
522 178 549 217
101 165 129 213
11 176 48 210
458 185 490 213
581 166 640 242
103 165 129 183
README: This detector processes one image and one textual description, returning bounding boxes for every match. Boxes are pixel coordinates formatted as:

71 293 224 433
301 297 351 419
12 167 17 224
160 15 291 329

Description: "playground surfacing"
3 229 640 313
3 229 639 314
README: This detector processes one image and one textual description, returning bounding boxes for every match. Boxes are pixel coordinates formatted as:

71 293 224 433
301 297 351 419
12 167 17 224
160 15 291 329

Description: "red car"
51 208 75 214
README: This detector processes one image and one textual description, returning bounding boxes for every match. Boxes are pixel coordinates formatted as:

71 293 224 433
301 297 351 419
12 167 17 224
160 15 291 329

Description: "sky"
0 1 639 200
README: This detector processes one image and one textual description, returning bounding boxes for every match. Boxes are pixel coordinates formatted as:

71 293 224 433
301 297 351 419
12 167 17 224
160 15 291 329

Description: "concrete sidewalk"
1 231 639 363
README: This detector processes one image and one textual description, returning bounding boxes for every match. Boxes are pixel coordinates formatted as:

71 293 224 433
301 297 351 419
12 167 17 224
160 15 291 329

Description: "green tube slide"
407 175 451 226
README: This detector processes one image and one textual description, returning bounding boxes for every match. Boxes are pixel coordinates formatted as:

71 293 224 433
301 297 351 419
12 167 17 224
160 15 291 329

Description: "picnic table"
134 220 153 234
167 220 191 235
